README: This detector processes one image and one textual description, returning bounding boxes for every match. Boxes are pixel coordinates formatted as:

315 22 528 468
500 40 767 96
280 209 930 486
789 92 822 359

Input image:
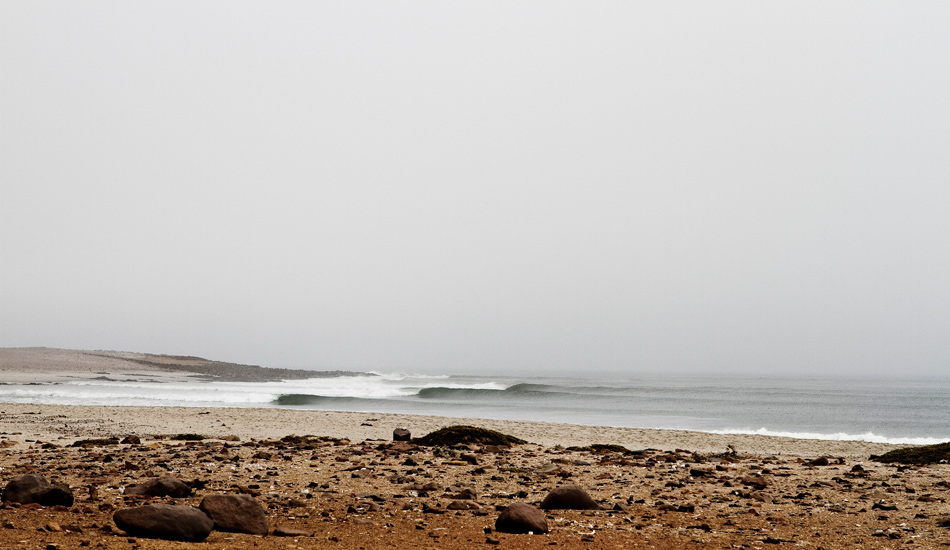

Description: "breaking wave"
3 371 949 444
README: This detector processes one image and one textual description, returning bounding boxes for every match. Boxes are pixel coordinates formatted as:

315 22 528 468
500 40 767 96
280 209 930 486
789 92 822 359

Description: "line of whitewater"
2 371 948 447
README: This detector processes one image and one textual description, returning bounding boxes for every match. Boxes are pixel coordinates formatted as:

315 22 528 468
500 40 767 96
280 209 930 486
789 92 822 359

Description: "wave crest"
711 427 949 446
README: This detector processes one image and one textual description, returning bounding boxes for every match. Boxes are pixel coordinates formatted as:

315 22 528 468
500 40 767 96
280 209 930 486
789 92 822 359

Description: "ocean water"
2 372 948 446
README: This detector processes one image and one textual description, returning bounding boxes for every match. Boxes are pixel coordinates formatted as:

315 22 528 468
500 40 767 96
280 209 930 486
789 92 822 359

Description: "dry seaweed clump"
170 433 207 441
566 444 635 455
414 425 527 447
871 441 950 465
70 438 119 447
262 435 342 449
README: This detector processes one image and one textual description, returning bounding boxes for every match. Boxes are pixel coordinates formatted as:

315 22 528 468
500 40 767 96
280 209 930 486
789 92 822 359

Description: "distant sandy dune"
0 347 199 383
0 347 365 383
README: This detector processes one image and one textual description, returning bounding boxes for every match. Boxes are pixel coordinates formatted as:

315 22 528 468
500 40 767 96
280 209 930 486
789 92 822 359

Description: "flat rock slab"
199 494 268 535
274 525 315 537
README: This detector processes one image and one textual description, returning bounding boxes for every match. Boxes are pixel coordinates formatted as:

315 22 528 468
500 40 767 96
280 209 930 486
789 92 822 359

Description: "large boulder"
40 484 75 507
539 485 601 510
113 504 214 542
125 476 192 498
495 502 548 534
199 494 268 535
2 474 51 504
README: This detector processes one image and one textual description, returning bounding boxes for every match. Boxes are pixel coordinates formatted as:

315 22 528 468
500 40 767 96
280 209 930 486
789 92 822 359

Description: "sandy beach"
0 403 907 459
2 349 949 548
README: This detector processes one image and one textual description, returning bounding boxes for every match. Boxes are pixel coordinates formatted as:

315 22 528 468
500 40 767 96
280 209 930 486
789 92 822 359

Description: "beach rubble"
1 401 949 549
0 424 948 549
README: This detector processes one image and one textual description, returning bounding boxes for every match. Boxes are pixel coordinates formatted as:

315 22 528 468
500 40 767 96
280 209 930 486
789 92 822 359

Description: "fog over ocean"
4 4 950 390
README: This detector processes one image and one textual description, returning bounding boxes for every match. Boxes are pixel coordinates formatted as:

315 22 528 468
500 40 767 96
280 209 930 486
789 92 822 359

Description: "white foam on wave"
711 427 949 446
287 375 506 398
0 373 512 406
367 371 450 381
0 383 280 406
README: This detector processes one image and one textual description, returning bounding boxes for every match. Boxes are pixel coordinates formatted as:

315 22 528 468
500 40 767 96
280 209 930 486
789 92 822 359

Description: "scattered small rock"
274 526 315 537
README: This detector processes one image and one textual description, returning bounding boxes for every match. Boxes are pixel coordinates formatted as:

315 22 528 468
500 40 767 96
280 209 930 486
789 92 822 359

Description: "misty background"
2 2 948 377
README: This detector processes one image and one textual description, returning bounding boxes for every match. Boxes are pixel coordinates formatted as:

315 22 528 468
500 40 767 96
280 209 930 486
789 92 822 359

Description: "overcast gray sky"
2 2 948 376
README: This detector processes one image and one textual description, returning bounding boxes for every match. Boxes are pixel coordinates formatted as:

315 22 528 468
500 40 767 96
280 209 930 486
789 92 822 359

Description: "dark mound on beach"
414 425 527 447
871 441 950 465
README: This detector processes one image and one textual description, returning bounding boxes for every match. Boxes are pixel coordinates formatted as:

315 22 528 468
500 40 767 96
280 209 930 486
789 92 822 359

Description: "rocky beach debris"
1 420 949 549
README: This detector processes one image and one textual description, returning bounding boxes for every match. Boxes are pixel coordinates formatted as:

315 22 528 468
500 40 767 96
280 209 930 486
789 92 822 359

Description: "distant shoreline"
0 347 371 383
2 347 945 451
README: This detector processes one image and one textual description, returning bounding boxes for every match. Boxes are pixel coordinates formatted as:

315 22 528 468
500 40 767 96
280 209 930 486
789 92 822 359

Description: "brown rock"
740 476 768 490
450 488 477 500
393 428 411 442
495 502 548 534
113 504 214 542
125 477 192 498
539 485 601 510
389 442 416 453
40 484 74 507
2 474 50 504
198 494 268 535
391 499 413 511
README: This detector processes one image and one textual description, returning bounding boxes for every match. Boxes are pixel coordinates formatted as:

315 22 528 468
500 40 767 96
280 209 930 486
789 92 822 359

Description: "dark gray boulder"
125 476 192 498
199 494 268 535
2 474 51 504
113 504 214 541
495 502 548 534
39 484 74 507
393 428 411 441
539 485 601 510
